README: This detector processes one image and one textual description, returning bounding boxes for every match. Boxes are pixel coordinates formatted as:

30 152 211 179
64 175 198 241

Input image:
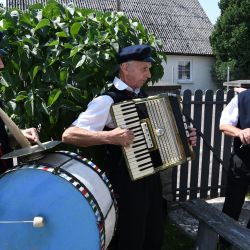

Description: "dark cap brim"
142 56 155 63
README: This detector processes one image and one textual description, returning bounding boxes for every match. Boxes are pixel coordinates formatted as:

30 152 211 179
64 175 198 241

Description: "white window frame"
177 60 193 83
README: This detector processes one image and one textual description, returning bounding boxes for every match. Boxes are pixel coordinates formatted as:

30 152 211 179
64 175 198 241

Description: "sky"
198 0 221 24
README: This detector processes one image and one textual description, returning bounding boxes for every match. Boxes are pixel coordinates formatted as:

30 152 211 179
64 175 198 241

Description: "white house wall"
154 55 216 92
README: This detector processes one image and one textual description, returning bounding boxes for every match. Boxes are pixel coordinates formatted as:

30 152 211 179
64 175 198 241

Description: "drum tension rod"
52 158 73 175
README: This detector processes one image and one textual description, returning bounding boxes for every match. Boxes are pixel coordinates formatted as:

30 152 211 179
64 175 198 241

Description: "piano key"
125 149 149 157
130 168 155 180
130 168 154 177
115 118 139 125
127 157 152 166
130 150 149 158
140 165 155 172
134 130 143 135
116 114 140 121
112 107 135 114
132 135 145 141
117 121 141 127
126 152 150 161
127 154 150 163
113 102 134 109
128 150 150 159
127 144 147 153
114 112 138 119
129 161 153 169
119 102 135 108
124 118 141 125
131 165 155 175
132 140 146 147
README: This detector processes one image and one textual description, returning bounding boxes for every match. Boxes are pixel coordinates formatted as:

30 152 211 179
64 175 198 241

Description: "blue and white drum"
0 151 117 250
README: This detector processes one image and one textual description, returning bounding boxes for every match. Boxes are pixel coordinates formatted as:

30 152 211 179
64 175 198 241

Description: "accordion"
111 93 194 181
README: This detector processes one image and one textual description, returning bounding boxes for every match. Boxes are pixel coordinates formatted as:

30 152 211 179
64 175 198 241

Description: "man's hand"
188 127 197 147
22 128 39 143
110 127 135 147
237 128 250 146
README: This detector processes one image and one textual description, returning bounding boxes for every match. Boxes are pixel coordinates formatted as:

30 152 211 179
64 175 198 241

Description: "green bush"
0 0 165 142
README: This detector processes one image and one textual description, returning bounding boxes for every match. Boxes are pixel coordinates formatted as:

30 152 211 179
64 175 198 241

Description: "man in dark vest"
219 88 250 248
62 44 197 250
0 31 39 174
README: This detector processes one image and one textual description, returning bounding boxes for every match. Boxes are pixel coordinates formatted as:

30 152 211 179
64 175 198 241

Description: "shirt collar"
113 77 140 95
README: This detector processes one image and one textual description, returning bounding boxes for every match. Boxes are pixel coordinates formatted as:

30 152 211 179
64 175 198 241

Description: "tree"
0 0 165 142
210 0 250 84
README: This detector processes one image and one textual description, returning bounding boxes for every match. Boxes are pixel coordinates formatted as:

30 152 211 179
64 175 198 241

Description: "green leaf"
64 43 73 49
69 44 84 57
32 65 41 80
48 89 62 106
34 18 50 31
70 22 81 38
75 54 86 68
59 69 69 83
56 31 68 37
16 91 28 102
46 40 59 46
16 94 28 101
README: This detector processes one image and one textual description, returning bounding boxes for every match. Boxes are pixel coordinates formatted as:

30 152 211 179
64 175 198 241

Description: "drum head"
0 168 100 249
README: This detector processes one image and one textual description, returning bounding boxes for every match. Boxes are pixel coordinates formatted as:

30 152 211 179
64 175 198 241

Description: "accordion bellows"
111 93 195 181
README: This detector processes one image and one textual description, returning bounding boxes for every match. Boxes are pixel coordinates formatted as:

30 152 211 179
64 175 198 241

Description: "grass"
162 215 195 250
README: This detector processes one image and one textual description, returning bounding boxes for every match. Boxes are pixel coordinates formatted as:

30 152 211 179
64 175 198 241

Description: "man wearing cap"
62 44 197 250
0 31 39 174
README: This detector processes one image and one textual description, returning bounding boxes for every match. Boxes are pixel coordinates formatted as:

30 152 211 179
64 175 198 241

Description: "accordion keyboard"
112 102 155 178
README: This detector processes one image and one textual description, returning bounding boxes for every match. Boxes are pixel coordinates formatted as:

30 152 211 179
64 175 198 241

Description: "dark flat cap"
117 44 155 64
0 31 7 57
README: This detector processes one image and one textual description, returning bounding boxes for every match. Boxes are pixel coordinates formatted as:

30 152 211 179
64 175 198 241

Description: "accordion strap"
183 113 224 167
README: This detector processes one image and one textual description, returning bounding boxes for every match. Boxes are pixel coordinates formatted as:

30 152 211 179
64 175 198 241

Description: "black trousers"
219 162 250 248
222 163 250 228
108 171 164 250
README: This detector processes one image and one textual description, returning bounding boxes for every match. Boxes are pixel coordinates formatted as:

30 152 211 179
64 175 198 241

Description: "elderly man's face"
0 57 4 70
120 61 152 90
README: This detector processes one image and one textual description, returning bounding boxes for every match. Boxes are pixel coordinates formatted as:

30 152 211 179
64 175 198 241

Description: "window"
178 60 192 82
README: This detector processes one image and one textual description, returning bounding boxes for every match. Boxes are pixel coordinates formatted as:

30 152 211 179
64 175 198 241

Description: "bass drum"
0 151 117 250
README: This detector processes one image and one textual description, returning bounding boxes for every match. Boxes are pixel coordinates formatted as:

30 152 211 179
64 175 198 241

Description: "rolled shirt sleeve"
219 95 239 126
72 95 115 131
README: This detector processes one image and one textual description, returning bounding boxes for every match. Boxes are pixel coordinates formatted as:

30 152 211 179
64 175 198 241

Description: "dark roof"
7 0 214 55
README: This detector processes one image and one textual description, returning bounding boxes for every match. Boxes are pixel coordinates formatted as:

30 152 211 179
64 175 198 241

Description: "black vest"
233 89 250 165
0 102 13 174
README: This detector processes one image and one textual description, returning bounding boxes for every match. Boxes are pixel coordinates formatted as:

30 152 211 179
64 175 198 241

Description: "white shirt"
72 77 140 131
219 95 239 126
